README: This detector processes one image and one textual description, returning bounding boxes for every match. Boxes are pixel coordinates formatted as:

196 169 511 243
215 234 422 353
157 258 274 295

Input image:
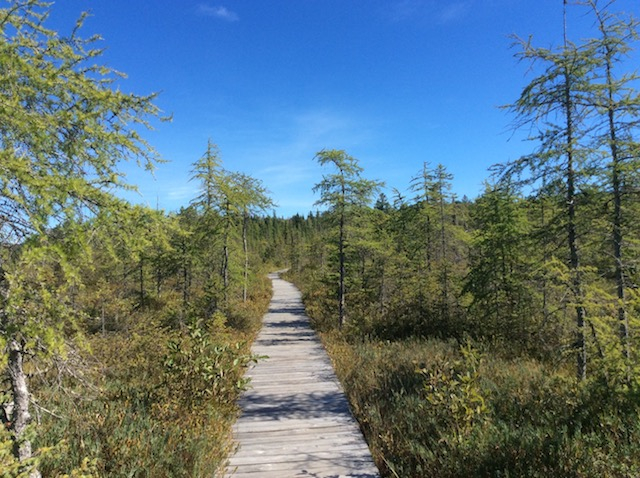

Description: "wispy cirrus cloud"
249 109 370 187
439 2 472 23
386 0 472 24
226 107 377 215
197 4 239 22
387 0 423 22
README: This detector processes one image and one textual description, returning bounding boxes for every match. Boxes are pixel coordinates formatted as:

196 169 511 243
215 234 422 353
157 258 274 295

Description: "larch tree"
0 1 162 473
191 139 224 212
228 171 273 303
582 0 640 380
410 162 436 274
499 4 599 379
463 184 533 342
408 162 457 325
190 140 227 310
190 142 273 308
312 149 381 328
433 164 454 316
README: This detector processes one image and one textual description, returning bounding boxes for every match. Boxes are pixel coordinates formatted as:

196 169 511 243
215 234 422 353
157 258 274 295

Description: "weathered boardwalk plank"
223 273 379 478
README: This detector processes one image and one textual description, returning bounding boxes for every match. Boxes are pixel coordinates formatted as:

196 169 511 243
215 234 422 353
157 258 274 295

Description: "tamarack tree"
582 0 640 383
0 1 162 474
498 0 640 382
498 15 597 380
312 149 381 328
190 140 273 311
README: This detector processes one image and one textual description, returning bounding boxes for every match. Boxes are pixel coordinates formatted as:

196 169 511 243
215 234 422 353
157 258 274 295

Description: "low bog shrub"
322 333 640 478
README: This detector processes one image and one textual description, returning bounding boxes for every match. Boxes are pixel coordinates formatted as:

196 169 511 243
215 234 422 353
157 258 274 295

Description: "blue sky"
48 0 640 217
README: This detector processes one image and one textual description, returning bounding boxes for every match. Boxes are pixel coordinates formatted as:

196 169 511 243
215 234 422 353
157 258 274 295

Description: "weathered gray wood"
223 273 379 478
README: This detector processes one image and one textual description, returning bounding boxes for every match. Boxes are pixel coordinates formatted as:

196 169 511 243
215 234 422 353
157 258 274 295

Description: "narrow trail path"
223 273 379 478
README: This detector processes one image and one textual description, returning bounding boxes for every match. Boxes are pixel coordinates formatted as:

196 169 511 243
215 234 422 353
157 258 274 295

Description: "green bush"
163 316 258 410
33 304 264 477
322 333 640 478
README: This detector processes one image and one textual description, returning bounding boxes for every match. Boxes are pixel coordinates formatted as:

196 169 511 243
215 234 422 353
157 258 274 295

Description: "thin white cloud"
167 185 195 201
439 2 472 23
386 0 472 24
249 111 355 188
260 163 315 188
227 108 377 216
197 4 239 22
387 0 423 22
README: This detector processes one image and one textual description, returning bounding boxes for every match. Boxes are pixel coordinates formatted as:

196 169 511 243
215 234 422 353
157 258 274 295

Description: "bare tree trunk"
565 69 587 381
243 213 249 303
338 206 346 328
541 177 550 327
425 214 432 272
222 208 230 308
8 340 41 478
223 241 229 306
611 106 630 367
601 22 631 369
564 1 587 381
438 181 449 316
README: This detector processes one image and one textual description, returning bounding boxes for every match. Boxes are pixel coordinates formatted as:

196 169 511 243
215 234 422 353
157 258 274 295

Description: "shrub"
322 333 640 478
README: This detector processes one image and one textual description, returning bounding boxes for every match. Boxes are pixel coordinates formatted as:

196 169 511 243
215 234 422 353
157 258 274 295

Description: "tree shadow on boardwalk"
240 389 352 420
262 319 314 333
268 306 307 315
255 315 319 345
299 472 378 478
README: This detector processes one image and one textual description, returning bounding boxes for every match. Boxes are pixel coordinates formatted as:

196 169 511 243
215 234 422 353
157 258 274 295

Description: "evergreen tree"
499 8 599 379
191 139 224 212
312 149 381 328
227 171 273 303
374 192 391 212
410 162 437 274
190 141 232 308
190 142 274 309
464 184 534 343
0 1 162 472
433 164 455 317
582 0 640 380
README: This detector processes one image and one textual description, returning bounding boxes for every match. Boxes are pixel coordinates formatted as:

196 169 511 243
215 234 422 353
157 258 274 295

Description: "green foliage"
0 0 165 470
15 231 273 478
1 0 639 476
34 302 266 477
0 0 163 240
312 149 383 327
0 145 272 475
163 316 258 409
0 424 29 477
188 141 274 310
313 149 382 213
57 458 98 478
464 184 537 344
190 140 224 212
419 341 489 444
2 242 83 360
322 333 640 478
0 419 97 478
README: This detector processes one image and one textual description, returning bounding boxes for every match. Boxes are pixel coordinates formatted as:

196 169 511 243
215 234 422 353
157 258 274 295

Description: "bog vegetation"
1 0 640 477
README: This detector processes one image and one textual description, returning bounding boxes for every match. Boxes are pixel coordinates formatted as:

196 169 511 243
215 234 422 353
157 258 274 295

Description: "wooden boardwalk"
223 273 379 478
